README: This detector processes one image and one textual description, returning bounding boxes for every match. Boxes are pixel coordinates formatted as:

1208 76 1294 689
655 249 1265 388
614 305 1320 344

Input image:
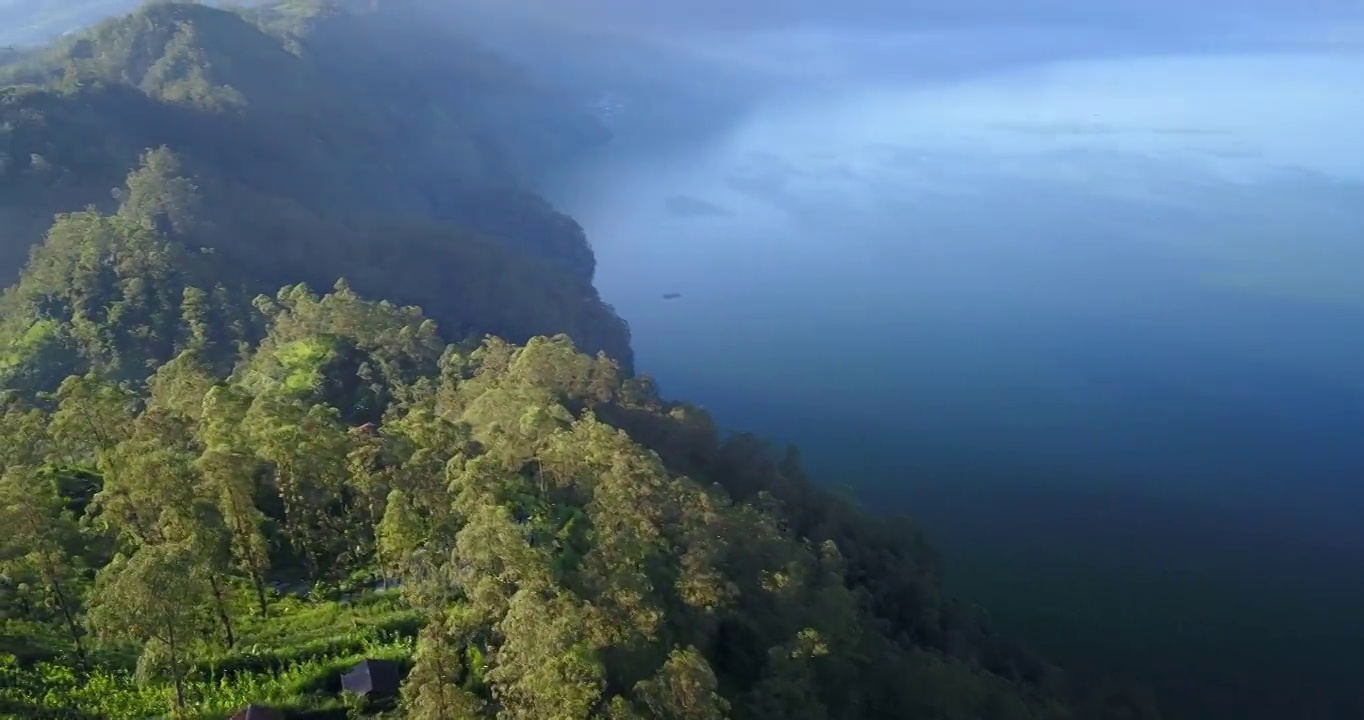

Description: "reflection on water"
544 51 1364 719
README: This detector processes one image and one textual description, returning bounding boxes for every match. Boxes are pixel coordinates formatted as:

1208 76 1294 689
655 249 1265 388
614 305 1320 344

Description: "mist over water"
544 44 1364 718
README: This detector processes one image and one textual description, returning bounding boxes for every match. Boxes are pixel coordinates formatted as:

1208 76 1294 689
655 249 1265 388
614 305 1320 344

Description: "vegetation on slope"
0 0 628 366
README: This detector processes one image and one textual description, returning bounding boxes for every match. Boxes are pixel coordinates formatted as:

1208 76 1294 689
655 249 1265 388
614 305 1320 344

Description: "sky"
472 0 1364 58
448 0 1364 140
0 0 126 45
476 0 1363 31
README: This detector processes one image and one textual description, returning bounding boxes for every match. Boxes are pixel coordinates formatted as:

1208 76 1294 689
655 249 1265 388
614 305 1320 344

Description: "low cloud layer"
469 0 1361 33
449 0 1364 96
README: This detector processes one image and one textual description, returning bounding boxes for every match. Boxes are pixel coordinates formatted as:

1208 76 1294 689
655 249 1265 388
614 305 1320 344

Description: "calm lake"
545 51 1364 719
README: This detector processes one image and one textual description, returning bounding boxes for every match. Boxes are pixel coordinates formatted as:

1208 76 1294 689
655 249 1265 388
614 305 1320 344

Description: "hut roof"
341 658 402 697
230 705 284 720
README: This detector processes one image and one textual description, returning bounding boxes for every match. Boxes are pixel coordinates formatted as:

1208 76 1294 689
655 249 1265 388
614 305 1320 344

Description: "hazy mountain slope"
0 0 630 369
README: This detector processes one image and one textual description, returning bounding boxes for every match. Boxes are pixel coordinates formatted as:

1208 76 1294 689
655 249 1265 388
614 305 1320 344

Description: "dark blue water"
544 58 1364 718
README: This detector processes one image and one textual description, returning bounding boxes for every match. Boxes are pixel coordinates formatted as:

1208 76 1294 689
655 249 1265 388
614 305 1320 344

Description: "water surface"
546 51 1364 718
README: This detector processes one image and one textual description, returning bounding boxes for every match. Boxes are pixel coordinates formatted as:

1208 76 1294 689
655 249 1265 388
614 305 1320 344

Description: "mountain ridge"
0 0 632 376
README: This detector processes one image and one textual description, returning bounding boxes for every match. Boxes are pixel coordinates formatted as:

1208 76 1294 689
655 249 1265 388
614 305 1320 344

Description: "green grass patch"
0 589 419 720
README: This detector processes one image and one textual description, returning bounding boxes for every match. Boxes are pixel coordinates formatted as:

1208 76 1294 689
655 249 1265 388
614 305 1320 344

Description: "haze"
515 2 1364 718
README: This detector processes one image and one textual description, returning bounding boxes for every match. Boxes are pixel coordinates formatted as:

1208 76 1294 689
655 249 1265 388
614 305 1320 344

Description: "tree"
195 444 271 617
92 407 240 648
196 384 272 617
375 489 426 590
244 393 350 581
401 614 487 720
145 349 217 421
91 415 199 548
166 498 240 649
744 632 831 720
116 146 200 238
487 587 606 720
634 646 730 720
0 399 54 469
343 423 394 563
47 374 137 464
0 467 90 664
87 544 212 714
449 460 553 619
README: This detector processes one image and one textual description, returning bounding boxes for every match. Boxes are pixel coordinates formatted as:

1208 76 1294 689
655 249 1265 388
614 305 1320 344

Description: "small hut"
230 705 284 720
340 658 402 698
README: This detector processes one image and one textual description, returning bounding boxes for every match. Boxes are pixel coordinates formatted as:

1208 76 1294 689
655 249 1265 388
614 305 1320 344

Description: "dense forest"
0 2 1156 719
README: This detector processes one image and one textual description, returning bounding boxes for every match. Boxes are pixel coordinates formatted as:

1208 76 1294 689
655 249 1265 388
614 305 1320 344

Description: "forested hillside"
0 0 627 367
0 2 1149 719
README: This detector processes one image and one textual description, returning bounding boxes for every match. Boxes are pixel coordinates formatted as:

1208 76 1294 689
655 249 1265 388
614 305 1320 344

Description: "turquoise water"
546 54 1364 718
